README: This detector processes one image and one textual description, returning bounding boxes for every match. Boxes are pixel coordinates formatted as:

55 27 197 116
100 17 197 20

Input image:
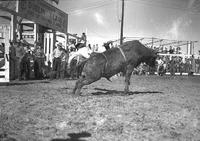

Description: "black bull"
73 40 157 95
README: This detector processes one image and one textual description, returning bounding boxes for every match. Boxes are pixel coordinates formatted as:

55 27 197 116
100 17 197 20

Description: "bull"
73 40 157 95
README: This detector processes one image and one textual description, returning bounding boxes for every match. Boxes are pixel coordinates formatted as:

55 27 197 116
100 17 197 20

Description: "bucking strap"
101 52 108 64
117 47 127 61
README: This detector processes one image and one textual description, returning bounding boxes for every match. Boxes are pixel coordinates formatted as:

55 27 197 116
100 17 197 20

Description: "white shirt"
157 59 164 65
53 48 62 58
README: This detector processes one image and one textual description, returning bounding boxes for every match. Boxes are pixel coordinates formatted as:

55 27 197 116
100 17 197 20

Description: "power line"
69 0 108 10
68 0 115 14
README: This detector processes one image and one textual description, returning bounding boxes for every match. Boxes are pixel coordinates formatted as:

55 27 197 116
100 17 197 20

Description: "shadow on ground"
51 132 91 141
92 88 163 96
0 80 50 86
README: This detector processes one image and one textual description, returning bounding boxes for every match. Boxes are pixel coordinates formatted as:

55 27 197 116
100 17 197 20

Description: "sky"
57 0 200 54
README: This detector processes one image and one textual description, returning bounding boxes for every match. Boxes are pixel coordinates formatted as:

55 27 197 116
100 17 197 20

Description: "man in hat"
34 45 45 79
80 32 87 47
15 41 26 80
52 42 63 79
9 41 16 80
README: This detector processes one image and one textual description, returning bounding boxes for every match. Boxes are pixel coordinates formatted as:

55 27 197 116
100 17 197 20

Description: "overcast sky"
59 0 200 53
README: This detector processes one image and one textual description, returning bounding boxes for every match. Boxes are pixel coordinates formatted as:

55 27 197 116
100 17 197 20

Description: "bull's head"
145 50 158 67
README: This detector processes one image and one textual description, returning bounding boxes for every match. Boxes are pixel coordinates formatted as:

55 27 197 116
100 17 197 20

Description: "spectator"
68 41 76 52
0 43 5 54
21 45 32 80
92 44 96 52
163 47 168 54
169 46 174 54
176 47 181 54
156 57 164 76
189 55 195 75
94 44 99 52
34 45 46 79
15 41 26 80
179 58 184 76
52 42 63 79
169 56 176 76
60 48 69 79
185 58 190 73
196 57 200 73
80 32 87 46
9 41 16 80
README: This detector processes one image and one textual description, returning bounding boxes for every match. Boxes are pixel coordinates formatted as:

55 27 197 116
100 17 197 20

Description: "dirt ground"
0 75 200 141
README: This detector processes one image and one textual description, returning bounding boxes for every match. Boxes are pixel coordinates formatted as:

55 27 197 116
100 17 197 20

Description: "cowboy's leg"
26 60 31 80
60 61 66 79
54 58 59 78
56 59 61 79
19 59 24 80
52 58 56 71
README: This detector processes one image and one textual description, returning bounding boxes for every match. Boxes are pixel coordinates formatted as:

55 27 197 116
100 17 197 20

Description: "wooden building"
0 0 68 82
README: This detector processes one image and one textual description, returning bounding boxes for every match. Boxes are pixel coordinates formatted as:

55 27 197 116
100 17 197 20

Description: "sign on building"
0 1 16 12
18 0 68 34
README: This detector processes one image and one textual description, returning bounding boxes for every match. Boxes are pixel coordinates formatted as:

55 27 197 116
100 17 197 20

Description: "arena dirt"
0 75 200 141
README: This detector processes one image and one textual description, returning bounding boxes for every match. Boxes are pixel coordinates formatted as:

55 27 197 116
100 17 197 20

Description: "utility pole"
120 0 124 45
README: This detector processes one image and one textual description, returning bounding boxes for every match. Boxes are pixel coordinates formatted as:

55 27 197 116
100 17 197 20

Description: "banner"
0 0 16 13
18 0 68 33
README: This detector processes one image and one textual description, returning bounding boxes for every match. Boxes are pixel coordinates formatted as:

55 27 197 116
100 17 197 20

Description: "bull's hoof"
72 89 81 96
72 89 76 95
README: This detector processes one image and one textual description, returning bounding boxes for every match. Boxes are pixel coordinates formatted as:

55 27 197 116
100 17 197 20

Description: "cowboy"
21 45 32 80
15 41 26 80
34 45 45 79
60 48 69 79
52 42 63 79
80 32 87 46
9 41 16 80
156 56 164 76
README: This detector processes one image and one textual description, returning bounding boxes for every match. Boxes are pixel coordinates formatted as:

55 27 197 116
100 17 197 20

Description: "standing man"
52 42 63 79
60 48 69 79
34 45 46 79
190 55 196 75
15 41 25 80
9 41 16 80
156 56 164 76
169 56 176 76
196 57 200 73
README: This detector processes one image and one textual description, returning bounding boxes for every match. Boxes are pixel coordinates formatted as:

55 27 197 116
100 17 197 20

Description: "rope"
117 47 127 61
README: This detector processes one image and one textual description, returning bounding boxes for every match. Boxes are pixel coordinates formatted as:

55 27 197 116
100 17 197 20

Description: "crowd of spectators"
133 44 200 76
1 37 200 81
134 55 200 76
153 45 182 54
8 40 49 80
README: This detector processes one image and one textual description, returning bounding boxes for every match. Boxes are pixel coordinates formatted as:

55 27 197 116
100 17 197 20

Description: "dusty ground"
0 75 200 141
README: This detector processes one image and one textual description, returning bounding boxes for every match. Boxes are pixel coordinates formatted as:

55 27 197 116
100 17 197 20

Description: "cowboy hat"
57 42 63 47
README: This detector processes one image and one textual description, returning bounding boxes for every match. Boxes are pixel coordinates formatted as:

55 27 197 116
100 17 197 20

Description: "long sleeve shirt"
53 48 62 58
